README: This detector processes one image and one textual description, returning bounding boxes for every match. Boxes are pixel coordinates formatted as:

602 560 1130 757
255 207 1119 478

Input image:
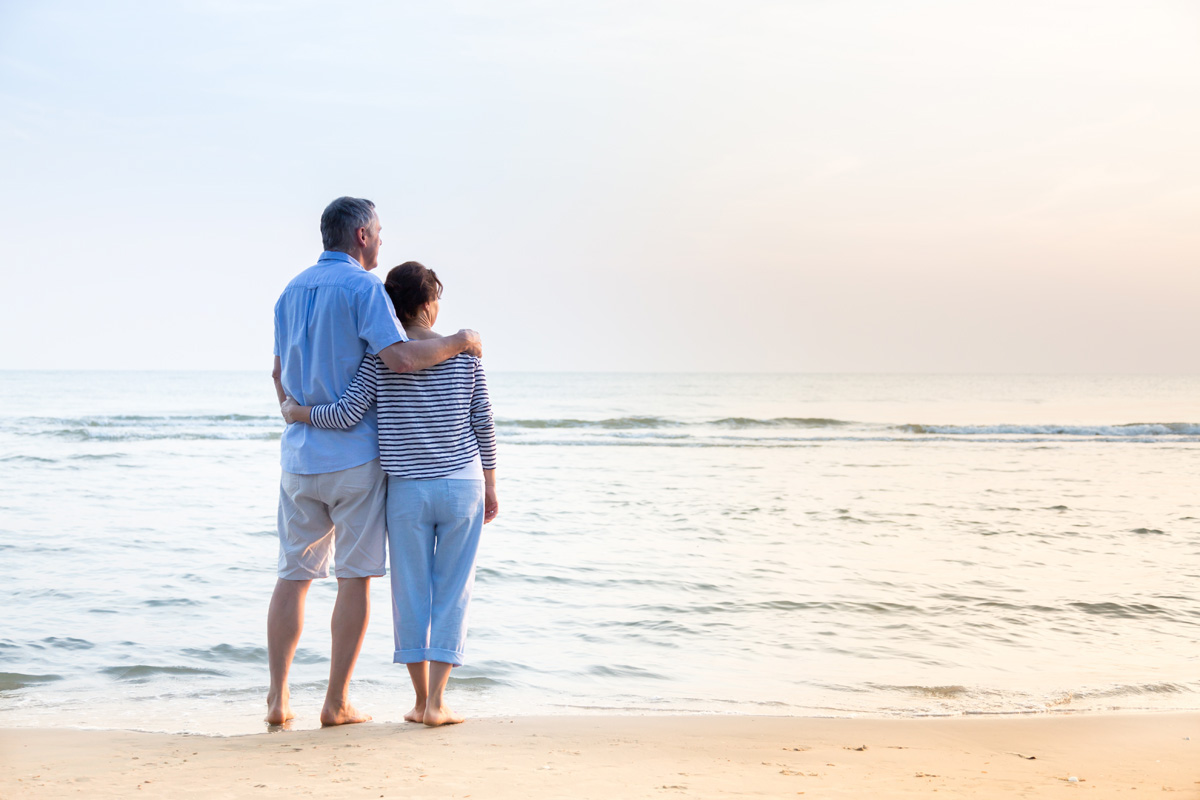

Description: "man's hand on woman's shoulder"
455 329 482 358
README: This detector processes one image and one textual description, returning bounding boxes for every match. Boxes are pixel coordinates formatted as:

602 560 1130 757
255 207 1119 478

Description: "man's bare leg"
423 661 464 727
404 662 429 723
320 576 373 726
266 578 311 725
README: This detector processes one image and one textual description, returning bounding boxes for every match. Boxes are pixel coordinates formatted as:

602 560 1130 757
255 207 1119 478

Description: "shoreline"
3 705 1200 738
3 713 1196 798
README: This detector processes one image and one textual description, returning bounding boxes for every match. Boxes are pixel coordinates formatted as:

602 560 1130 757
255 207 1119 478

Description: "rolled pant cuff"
392 647 464 665
393 648 430 664
425 647 464 666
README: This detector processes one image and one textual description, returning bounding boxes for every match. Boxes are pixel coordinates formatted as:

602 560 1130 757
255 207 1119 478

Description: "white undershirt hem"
442 452 484 480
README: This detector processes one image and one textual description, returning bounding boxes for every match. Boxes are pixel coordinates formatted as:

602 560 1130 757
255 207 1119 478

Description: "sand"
1 714 1196 798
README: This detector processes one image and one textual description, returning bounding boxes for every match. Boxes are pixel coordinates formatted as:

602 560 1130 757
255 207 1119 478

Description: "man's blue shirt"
274 251 406 474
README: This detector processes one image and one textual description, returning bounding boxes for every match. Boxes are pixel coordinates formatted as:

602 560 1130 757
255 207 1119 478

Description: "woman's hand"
484 484 499 523
280 396 302 424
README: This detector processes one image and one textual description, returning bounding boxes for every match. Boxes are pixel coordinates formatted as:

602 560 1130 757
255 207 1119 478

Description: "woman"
282 261 498 727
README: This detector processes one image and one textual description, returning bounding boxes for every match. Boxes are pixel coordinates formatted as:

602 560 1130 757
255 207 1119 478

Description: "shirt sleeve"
309 355 380 429
469 359 498 470
356 281 407 355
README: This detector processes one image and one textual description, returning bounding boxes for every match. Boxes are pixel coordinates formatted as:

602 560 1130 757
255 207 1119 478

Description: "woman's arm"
483 468 498 523
469 359 498 469
470 359 499 522
281 354 379 428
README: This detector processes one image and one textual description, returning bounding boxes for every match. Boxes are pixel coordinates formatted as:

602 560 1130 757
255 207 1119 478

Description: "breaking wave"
900 422 1200 437
496 416 851 430
4 413 1197 444
2 414 280 442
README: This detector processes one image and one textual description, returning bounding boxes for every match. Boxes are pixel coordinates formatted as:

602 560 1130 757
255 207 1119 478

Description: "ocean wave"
1067 601 1174 619
496 416 852 430
0 672 63 691
630 600 924 616
5 412 1196 444
9 414 273 426
1073 682 1192 699
864 681 1200 714
181 644 267 664
878 684 971 699
1 414 281 442
41 637 94 651
900 422 1200 437
174 644 325 665
493 417 1200 436
587 664 669 680
32 428 279 442
494 416 1200 446
496 416 679 429
712 417 851 428
446 675 506 688
102 665 228 680
501 431 1200 448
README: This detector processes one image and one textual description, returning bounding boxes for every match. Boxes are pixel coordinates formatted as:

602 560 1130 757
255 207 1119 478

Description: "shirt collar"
318 251 363 269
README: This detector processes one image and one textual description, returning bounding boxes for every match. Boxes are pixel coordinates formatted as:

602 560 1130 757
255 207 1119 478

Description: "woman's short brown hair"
384 261 443 323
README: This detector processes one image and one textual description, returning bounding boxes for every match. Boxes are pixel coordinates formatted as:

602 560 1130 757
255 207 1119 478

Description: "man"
267 197 481 727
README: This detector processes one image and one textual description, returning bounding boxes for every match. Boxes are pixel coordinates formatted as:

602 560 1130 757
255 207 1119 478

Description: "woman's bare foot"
403 702 427 723
265 690 294 725
405 664 430 722
320 702 372 727
423 703 465 727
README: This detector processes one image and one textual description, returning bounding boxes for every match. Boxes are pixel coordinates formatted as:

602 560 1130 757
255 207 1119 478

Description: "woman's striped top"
309 353 497 480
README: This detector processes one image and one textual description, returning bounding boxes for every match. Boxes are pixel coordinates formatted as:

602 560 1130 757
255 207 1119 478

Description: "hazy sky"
1 1 1197 372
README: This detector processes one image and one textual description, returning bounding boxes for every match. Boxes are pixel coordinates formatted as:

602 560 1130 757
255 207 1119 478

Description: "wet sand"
1 714 1196 798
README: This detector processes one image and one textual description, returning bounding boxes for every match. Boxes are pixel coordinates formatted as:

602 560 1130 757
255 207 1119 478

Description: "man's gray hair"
320 197 377 252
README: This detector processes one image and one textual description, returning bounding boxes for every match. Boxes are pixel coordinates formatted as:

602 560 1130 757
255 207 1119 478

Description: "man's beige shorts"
277 459 387 580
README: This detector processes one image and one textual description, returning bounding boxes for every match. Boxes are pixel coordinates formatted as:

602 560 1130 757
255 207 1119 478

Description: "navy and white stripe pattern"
310 353 497 480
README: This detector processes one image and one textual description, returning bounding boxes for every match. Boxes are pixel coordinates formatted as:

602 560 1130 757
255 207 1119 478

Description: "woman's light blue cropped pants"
386 477 484 666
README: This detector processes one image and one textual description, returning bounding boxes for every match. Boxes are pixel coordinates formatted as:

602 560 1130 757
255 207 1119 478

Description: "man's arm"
376 329 482 374
272 356 286 404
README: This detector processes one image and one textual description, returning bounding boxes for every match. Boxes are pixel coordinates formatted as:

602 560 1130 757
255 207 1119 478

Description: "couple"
267 196 498 728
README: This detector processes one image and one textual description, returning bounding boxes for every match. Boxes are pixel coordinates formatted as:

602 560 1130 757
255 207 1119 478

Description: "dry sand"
1 714 1196 798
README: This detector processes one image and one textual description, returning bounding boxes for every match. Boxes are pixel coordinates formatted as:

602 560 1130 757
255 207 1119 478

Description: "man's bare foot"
320 703 372 727
423 703 465 727
265 690 294 725
404 702 427 723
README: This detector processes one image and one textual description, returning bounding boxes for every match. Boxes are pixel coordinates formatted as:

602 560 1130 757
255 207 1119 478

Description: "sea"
1 372 1198 735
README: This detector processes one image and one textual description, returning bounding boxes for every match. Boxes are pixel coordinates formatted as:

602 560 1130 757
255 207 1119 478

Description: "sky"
1 0 1197 372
